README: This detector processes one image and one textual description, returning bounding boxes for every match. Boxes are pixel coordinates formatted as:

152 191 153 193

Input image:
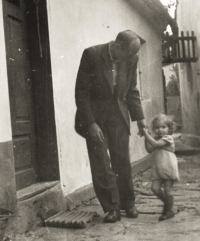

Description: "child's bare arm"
143 128 167 148
145 139 155 153
143 128 155 153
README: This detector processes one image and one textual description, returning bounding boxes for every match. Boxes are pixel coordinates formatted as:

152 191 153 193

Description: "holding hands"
137 119 148 137
142 126 150 135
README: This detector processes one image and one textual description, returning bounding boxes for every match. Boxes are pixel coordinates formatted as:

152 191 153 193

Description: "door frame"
3 0 60 189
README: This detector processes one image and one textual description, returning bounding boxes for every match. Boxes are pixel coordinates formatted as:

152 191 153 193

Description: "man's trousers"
86 100 135 213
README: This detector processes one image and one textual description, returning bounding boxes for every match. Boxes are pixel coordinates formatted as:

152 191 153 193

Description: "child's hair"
151 113 176 135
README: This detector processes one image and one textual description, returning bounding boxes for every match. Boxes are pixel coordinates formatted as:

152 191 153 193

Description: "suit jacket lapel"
101 44 138 96
102 43 114 94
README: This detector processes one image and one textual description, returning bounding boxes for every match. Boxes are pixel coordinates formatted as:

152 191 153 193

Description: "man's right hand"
88 123 104 142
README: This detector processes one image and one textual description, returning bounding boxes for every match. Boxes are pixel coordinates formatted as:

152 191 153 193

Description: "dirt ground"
5 154 200 241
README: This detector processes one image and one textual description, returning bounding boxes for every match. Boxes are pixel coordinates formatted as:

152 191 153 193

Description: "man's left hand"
137 119 147 137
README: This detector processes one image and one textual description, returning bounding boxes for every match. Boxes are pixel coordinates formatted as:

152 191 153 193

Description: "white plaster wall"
0 2 16 213
0 2 12 142
47 0 165 195
177 1 200 138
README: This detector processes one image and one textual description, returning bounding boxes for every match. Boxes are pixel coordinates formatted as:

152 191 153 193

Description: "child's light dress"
151 135 179 181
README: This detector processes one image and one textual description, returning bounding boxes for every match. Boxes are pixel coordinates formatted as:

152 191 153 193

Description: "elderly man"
75 30 146 222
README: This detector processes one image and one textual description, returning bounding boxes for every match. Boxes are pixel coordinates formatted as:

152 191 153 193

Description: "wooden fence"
162 31 198 64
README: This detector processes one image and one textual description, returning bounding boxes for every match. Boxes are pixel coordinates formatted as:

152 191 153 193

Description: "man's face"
114 41 140 62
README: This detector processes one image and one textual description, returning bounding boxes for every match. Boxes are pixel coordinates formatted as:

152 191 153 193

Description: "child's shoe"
159 211 174 221
158 204 167 221
159 196 174 221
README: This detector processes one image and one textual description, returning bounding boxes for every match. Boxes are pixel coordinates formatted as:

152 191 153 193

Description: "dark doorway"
3 0 60 190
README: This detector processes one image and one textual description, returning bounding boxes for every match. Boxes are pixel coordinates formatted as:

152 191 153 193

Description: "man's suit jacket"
75 43 144 138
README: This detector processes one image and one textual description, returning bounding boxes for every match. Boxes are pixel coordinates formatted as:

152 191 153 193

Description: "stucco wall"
0 2 16 212
177 1 200 141
0 2 12 142
47 0 165 195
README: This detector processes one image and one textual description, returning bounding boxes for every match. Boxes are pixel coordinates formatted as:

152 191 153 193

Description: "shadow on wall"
186 63 194 90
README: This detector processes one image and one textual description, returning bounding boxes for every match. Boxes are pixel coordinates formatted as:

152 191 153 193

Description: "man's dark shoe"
104 210 121 223
125 206 139 218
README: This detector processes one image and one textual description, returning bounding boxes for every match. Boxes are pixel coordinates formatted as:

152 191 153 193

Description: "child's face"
153 120 169 138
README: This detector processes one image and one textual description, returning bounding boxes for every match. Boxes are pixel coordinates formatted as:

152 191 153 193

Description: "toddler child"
142 113 179 221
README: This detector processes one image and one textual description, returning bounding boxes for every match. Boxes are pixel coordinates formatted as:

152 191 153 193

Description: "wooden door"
3 0 38 190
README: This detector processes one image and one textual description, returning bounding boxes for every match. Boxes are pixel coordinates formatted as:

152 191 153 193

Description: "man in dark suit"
75 30 146 222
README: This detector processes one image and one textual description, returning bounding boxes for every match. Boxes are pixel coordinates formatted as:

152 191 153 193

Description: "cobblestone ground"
6 154 200 241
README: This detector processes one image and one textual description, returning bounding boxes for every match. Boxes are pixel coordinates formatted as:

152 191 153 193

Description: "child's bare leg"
164 179 174 197
151 180 165 202
151 180 167 220
159 180 175 221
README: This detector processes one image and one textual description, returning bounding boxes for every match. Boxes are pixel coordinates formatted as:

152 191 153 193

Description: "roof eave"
128 0 178 35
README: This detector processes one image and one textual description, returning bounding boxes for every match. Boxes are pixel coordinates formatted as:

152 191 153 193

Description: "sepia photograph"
0 0 200 240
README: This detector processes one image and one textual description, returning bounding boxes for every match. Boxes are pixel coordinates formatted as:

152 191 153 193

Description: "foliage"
160 0 177 18
166 64 180 96
166 0 176 9
166 78 180 96
161 0 176 9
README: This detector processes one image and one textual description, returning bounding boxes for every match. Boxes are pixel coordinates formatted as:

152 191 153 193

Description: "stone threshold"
173 133 200 155
17 181 60 202
174 139 200 155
